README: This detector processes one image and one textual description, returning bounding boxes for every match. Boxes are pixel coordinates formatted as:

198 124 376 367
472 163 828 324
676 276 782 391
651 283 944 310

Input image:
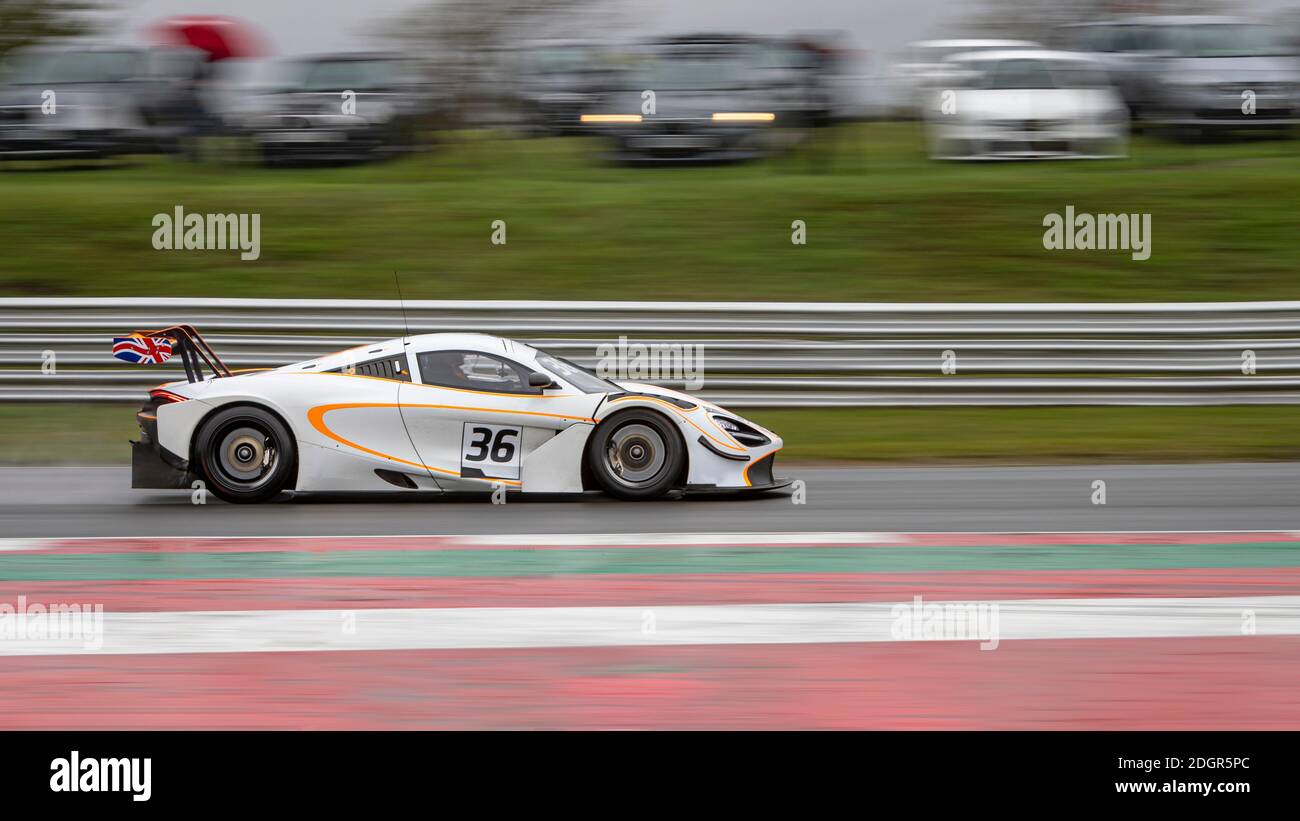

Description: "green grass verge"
0 405 141 465
3 404 1296 467
745 406 1300 463
1 124 1297 301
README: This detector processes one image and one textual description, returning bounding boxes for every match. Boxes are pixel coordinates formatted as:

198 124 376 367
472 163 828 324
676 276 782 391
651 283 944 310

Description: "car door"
398 348 603 490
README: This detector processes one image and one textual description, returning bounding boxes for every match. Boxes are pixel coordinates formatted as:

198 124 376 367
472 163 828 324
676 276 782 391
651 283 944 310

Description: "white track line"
3 596 1298 657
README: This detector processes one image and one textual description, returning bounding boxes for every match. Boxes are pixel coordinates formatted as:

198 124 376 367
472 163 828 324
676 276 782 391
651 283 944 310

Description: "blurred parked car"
749 34 844 128
0 45 207 160
1058 16 1300 134
579 35 789 164
508 41 608 135
246 53 428 165
1283 13 1300 54
924 50 1128 160
892 39 1041 116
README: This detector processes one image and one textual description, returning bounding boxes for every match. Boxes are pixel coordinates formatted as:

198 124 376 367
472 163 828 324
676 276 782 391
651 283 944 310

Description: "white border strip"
2 596 1297 657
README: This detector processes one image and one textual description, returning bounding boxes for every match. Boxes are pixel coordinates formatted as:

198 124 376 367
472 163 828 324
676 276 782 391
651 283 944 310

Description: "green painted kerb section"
2 542 1300 581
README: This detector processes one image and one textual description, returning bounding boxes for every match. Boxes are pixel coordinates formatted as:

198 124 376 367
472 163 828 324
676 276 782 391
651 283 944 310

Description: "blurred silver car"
0 46 206 160
924 50 1128 160
893 39 1041 115
247 54 427 165
1059 16 1300 133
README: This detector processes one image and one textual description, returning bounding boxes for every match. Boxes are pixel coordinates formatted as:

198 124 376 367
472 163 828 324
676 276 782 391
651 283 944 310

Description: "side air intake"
374 469 419 489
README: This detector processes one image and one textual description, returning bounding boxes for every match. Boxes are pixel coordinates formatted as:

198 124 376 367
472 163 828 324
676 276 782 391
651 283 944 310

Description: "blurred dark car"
579 35 792 164
246 54 427 165
745 34 842 128
508 41 608 135
0 45 207 160
1059 16 1300 134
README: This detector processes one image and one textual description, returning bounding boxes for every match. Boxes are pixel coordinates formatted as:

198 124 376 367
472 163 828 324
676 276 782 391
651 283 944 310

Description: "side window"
989 59 1053 90
1089 26 1116 52
1130 26 1160 53
1114 26 1153 53
335 355 411 381
417 350 537 394
1070 26 1101 52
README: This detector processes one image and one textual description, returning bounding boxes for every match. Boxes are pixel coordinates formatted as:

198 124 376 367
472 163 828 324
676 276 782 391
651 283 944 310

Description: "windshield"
924 45 1010 63
984 58 1053 89
533 351 618 394
1168 24 1289 58
5 50 140 85
291 59 396 91
972 58 1108 89
522 48 592 75
620 50 758 91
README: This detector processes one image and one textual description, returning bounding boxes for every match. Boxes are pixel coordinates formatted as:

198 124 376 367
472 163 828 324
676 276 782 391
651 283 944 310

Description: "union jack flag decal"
112 336 174 365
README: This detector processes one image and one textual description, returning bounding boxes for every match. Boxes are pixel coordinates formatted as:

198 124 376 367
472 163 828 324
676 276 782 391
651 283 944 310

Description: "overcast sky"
111 0 1297 63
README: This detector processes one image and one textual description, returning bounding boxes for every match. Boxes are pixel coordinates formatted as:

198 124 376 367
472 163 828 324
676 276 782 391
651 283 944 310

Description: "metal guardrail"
1 298 1299 407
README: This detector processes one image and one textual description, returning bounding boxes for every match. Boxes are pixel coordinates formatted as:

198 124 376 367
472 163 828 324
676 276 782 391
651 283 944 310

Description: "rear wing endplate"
134 324 232 383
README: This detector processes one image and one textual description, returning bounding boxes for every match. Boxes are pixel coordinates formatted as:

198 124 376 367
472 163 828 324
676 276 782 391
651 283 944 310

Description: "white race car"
128 326 787 503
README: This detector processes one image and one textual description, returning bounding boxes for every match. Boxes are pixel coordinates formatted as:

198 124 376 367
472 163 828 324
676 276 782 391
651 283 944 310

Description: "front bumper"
1149 85 1297 128
1153 113 1298 128
0 127 139 159
251 113 397 160
685 450 790 493
594 121 774 163
931 122 1127 160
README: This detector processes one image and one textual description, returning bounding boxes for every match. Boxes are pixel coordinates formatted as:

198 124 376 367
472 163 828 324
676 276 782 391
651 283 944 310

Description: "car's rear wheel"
587 408 684 500
194 405 295 504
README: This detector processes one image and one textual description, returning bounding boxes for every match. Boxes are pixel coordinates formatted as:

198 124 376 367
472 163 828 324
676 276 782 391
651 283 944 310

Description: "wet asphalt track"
5 463 1300 729
2 462 1297 538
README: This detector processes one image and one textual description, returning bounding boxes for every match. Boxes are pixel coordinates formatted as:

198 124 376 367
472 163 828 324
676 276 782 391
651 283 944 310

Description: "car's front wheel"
194 405 296 504
587 408 685 501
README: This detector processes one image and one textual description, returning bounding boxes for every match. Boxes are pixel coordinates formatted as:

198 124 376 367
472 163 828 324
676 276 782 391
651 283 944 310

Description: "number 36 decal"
460 423 522 480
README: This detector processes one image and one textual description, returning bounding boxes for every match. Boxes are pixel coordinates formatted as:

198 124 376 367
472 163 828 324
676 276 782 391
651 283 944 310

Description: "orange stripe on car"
305 402 595 485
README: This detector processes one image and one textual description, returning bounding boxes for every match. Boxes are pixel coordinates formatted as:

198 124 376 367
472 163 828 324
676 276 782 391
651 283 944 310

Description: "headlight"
712 112 775 122
711 415 771 447
580 113 642 124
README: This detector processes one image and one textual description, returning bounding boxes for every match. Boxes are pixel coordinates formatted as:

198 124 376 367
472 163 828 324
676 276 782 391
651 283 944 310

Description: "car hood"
957 88 1122 119
1160 56 1300 83
0 86 121 105
0 87 137 128
253 90 403 119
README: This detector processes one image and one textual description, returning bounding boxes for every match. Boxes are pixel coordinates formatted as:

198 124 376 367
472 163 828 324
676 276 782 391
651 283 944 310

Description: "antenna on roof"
393 270 412 342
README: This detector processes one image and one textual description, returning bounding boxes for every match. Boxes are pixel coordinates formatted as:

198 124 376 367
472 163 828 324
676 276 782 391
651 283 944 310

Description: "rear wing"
131 324 232 383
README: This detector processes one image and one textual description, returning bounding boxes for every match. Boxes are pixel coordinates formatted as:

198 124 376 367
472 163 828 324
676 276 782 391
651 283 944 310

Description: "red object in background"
148 16 270 62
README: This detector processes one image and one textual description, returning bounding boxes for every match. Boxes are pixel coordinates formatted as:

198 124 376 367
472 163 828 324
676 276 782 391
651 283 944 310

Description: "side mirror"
528 371 555 389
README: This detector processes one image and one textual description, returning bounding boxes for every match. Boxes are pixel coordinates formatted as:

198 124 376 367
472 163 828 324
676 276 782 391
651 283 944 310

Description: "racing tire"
194 405 296 504
587 408 685 501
